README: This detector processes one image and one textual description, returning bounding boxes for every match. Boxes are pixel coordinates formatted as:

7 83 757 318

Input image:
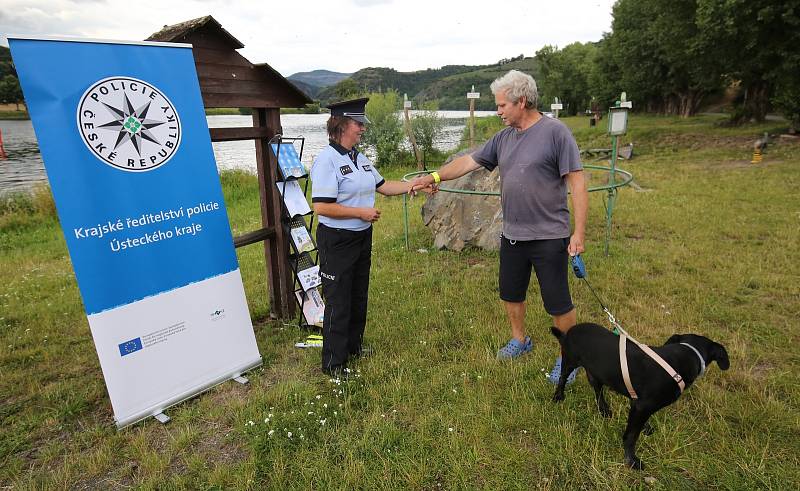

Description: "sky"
0 0 618 77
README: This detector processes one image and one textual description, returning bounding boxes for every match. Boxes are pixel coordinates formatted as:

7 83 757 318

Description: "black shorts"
499 236 574 315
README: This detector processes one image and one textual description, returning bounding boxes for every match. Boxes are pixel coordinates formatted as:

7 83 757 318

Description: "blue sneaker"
548 355 579 385
497 336 532 360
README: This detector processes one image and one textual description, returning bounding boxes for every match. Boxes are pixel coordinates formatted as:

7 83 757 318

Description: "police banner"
9 36 262 428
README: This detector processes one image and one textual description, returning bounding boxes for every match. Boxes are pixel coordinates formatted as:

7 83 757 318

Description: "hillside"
310 56 540 110
416 57 541 110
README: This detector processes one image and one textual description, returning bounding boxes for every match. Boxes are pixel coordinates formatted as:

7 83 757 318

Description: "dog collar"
680 342 706 377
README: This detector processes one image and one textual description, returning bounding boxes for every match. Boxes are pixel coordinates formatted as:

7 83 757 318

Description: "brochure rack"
270 137 323 329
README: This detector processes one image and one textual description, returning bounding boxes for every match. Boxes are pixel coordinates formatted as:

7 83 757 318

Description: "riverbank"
0 110 29 120
2 115 799 488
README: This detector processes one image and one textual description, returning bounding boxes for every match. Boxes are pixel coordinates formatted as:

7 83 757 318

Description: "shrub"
362 91 405 167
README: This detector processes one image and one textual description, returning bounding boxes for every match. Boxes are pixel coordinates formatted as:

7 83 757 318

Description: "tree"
411 101 444 157
600 0 725 117
0 75 25 110
361 90 404 167
332 78 362 101
536 43 599 115
696 0 800 123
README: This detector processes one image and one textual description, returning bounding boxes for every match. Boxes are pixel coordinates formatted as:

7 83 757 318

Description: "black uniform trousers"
317 223 372 371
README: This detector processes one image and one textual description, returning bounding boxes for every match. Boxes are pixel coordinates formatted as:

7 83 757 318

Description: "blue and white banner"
9 36 261 428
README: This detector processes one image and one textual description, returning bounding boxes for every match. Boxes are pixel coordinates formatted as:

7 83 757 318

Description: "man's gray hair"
490 70 538 109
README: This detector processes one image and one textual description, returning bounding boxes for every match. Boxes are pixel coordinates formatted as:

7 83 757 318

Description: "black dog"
550 322 729 470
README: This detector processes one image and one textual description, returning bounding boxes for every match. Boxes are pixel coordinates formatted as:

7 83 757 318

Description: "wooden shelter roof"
146 15 311 108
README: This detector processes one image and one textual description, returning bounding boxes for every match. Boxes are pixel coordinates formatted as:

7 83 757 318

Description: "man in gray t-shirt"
411 70 588 383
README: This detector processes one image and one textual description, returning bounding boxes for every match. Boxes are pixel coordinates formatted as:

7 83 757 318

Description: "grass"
0 110 29 120
1 114 799 489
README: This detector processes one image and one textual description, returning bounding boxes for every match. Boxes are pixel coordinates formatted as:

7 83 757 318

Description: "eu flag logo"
118 337 143 356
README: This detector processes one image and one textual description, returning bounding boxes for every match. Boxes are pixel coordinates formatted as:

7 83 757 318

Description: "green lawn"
1 114 798 489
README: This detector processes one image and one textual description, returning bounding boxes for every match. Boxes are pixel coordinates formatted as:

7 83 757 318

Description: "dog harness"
571 255 704 400
619 333 685 400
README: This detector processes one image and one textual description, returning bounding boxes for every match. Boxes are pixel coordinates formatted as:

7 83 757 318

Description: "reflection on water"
0 111 496 195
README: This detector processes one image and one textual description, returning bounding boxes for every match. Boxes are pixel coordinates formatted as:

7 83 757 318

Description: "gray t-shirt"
471 116 582 241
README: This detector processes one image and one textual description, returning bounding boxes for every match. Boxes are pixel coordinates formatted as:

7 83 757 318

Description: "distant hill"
309 56 541 110
286 78 320 99
288 69 352 98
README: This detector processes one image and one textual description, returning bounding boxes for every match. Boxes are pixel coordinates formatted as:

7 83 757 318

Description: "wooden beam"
202 93 286 109
233 227 276 248
209 126 271 142
253 108 295 319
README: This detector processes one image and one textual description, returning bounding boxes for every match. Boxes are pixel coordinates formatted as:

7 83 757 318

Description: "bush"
362 91 405 167
411 105 445 156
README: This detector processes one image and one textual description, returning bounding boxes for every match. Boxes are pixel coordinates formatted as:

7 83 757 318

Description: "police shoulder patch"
339 165 353 175
362 164 372 172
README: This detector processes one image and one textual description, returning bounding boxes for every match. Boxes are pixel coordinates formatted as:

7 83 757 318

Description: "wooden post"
467 85 480 148
253 108 295 319
551 97 562 119
403 94 423 170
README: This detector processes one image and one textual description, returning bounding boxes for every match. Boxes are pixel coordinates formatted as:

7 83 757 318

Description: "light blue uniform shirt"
311 143 385 231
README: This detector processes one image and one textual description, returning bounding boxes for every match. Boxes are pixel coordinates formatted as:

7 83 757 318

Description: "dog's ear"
710 342 730 370
665 334 682 345
550 327 563 340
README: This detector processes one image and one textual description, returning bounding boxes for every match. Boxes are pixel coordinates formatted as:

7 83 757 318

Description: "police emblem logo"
77 76 182 172
362 164 372 171
339 165 353 175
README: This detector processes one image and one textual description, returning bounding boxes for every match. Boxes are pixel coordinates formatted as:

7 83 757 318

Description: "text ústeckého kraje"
71 201 221 252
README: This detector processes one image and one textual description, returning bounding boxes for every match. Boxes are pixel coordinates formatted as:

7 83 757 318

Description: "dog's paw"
625 456 644 471
599 407 613 419
552 391 565 403
643 423 655 435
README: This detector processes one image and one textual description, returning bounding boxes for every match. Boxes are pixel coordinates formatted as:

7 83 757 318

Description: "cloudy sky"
1 0 617 76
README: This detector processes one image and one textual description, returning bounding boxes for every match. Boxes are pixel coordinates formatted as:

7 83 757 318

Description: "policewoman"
311 97 416 376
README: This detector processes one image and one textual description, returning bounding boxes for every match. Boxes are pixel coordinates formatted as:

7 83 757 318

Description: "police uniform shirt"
311 142 385 231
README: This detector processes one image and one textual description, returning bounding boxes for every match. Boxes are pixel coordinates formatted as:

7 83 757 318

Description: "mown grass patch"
1 116 799 488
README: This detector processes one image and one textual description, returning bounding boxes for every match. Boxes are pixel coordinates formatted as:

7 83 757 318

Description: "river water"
0 111 495 195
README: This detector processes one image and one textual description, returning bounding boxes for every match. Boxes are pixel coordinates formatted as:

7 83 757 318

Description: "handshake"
405 173 441 197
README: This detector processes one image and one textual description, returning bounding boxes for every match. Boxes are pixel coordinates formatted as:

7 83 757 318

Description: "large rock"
421 151 502 251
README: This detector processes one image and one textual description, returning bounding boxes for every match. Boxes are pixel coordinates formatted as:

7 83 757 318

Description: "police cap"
326 97 371 124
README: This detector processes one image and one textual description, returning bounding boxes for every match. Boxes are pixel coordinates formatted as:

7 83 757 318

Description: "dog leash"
571 255 686 398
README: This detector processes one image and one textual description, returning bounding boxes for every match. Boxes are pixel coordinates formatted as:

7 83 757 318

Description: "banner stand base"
116 358 262 429
233 375 249 385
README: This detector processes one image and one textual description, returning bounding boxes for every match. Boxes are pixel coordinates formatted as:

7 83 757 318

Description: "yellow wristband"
431 171 441 184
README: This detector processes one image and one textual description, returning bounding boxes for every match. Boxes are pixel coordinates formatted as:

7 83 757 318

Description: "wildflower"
268 430 274 437
448 427 454 432
288 431 293 438
320 419 327 426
